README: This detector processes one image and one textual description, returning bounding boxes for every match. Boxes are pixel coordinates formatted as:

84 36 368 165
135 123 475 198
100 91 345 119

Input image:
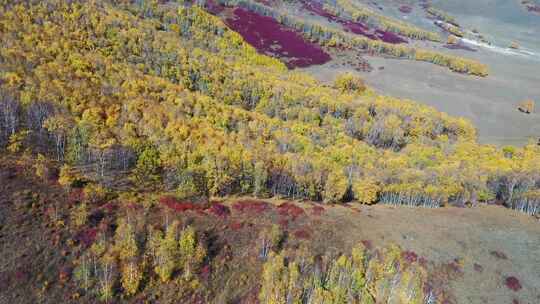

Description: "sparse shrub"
207 202 230 218
232 199 271 214
277 202 305 220
159 195 203 213
505 276 522 291
311 205 325 216
334 72 367 93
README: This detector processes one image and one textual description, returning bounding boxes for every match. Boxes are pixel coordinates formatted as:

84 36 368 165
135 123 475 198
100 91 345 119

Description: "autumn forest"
0 0 539 303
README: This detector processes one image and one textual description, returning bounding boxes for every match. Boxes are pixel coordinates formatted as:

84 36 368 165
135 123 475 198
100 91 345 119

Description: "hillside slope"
0 1 539 303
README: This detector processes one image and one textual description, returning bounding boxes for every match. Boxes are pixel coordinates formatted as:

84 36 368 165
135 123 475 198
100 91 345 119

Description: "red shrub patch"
293 229 311 239
311 205 325 216
14 268 28 284
277 202 305 220
207 203 230 218
505 276 522 291
200 265 211 280
67 189 84 205
301 0 407 44
77 228 98 248
399 5 413 14
225 8 331 68
100 201 116 213
159 196 202 213
232 199 271 215
402 250 418 263
278 218 289 229
361 239 373 249
58 265 72 283
490 250 508 260
229 221 244 231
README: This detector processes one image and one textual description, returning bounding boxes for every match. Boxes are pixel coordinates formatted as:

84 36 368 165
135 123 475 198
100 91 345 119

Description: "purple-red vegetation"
200 265 211 280
225 8 331 68
277 202 305 220
311 205 325 216
505 276 522 291
254 0 275 6
232 199 271 214
490 250 508 260
58 265 72 283
100 201 116 213
302 1 337 21
207 203 230 218
373 29 407 44
473 263 484 272
159 196 203 213
513 299 520 304
278 218 289 229
524 2 540 14
293 228 311 239
238 286 261 304
418 0 430 9
302 1 407 44
67 189 84 205
444 42 477 52
77 228 98 248
361 239 373 249
399 5 413 14
402 250 418 263
229 221 244 231
14 268 28 284
204 0 225 15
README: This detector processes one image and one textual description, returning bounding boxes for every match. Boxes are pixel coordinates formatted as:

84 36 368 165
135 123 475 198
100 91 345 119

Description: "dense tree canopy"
0 0 539 215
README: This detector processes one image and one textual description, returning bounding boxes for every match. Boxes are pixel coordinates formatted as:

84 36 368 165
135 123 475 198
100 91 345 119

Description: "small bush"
232 200 271 214
505 276 522 291
207 203 230 218
159 195 202 213
277 202 305 220
311 205 325 216
334 72 367 93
